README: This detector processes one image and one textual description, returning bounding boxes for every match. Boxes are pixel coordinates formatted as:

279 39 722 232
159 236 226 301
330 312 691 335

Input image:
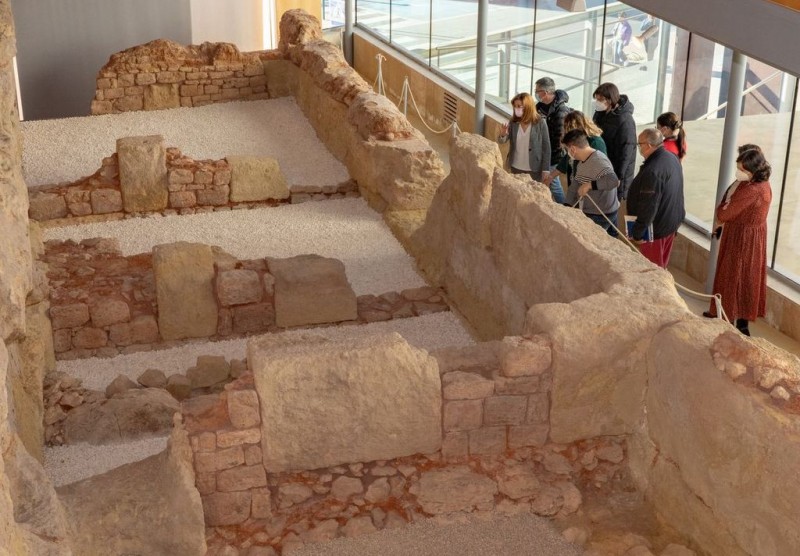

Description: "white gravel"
21 98 350 188
58 312 475 392
44 436 168 487
43 198 425 296
293 513 583 556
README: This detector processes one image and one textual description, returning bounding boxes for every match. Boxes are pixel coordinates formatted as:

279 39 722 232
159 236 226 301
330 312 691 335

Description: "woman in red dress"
706 147 772 336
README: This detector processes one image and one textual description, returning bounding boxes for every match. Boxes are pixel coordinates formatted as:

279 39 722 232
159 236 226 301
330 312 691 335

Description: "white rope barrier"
577 193 730 323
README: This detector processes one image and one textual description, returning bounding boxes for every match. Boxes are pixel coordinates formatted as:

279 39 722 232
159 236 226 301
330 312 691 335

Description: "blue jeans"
586 210 619 235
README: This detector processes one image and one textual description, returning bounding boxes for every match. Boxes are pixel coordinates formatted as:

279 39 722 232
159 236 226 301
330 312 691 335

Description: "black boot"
735 319 751 336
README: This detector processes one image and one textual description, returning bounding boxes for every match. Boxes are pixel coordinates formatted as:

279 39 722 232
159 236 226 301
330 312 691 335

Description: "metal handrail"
697 70 783 119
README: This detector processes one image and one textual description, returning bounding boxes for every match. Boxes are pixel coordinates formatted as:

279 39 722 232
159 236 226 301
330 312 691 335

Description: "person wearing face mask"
544 110 606 204
534 76 570 204
704 147 772 337
498 92 552 192
656 112 687 162
562 129 619 232
625 128 685 268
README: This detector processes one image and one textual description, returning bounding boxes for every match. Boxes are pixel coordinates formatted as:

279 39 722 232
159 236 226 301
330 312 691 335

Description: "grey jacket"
498 118 551 178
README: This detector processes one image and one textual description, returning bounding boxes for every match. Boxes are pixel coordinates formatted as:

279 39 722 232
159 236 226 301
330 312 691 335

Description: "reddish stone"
72 327 107 349
217 269 263 307
169 191 197 208
53 329 72 352
202 491 251 526
442 431 468 461
251 487 272 519
50 303 89 330
227 390 260 429
508 424 549 448
232 303 274 334
89 297 131 328
182 394 231 434
90 189 123 214
468 427 506 455
29 193 68 221
527 393 549 423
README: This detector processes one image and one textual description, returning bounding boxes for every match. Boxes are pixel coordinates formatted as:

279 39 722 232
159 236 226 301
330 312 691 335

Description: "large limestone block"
228 156 289 202
249 332 442 472
414 466 498 514
143 83 180 110
58 419 206 555
117 135 168 212
525 269 689 443
269 254 357 328
634 320 800 556
153 242 218 340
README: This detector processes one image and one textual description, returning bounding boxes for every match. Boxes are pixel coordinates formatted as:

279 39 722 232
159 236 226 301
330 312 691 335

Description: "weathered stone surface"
154 242 218 340
365 477 390 503
484 395 527 425
89 296 130 328
341 515 377 538
415 466 497 514
443 399 482 432
347 92 415 141
110 314 159 346
217 269 263 306
249 332 441 472
508 424 549 448
166 374 192 400
500 335 551 377
72 327 107 349
64 388 179 444
182 394 229 434
138 368 167 388
497 464 541 499
143 83 180 110
278 483 313 508
58 421 206 554
441 431 468 460
194 447 244 474
442 371 494 400
29 192 67 221
105 374 137 398
216 428 260 448
203 491 251 526
216 464 267 492
227 389 260 429
468 426 506 455
186 355 230 388
50 303 89 330
630 321 800 556
228 156 289 202
331 476 363 500
270 255 357 328
90 188 123 214
117 135 168 212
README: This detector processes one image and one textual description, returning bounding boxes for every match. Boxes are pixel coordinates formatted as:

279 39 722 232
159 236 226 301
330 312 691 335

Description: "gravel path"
43 198 425 296
58 312 475 392
293 513 583 556
44 436 168 487
21 98 350 188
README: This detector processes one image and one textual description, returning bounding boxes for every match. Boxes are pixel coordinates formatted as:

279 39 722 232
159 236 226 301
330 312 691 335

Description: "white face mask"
594 99 608 112
514 107 524 118
735 169 751 182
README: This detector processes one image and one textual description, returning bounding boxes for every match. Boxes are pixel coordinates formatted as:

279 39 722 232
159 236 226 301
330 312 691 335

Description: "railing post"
475 0 489 135
344 0 355 66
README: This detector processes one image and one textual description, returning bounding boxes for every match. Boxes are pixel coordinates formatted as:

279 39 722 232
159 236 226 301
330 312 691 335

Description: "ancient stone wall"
90 40 276 115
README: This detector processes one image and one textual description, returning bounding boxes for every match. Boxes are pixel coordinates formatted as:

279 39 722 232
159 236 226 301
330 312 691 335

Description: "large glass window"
772 84 800 282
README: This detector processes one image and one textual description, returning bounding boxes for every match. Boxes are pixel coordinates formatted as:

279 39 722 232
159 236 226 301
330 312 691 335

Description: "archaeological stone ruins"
1 4 799 556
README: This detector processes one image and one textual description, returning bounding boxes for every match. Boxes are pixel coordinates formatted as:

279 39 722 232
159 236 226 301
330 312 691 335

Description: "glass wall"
356 0 800 288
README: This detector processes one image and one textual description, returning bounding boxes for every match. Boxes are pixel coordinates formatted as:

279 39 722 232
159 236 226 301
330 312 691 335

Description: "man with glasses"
626 128 686 268
535 76 570 204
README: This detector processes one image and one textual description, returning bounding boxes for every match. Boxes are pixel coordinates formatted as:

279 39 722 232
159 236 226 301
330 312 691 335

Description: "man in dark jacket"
627 128 686 268
535 76 570 204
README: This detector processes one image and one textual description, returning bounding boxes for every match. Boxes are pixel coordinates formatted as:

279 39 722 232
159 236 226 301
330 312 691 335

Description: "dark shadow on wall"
11 0 191 121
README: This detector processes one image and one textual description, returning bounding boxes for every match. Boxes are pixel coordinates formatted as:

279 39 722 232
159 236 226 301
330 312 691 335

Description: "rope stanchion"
406 84 458 135
373 54 386 96
576 193 731 324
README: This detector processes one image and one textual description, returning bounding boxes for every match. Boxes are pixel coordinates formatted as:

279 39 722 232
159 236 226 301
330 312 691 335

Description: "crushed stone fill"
21 97 350 188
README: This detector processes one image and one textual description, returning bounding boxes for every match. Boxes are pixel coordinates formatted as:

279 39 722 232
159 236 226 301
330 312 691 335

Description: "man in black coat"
535 76 570 204
627 128 686 268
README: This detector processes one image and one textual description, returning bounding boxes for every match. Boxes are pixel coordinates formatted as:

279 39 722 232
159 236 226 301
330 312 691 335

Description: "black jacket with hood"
593 94 637 199
536 89 570 166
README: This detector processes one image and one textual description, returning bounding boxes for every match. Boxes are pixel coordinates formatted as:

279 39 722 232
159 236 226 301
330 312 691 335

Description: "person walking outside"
626 128 685 268
498 92 552 192
562 129 619 232
657 112 687 163
535 76 570 203
704 147 772 336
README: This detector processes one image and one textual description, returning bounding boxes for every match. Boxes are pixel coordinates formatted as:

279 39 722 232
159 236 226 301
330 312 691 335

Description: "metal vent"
443 91 458 124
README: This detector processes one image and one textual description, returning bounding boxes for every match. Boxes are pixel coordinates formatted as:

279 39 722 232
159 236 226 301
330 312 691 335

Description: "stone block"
245 445 262 465
500 336 552 377
196 186 229 206
249 332 441 472
89 297 130 328
194 446 244 475
90 189 123 214
143 83 180 110
53 329 72 352
114 94 143 112
117 135 168 212
138 368 167 388
217 269 263 306
526 393 549 423
442 399 483 432
251 488 272 520
508 424 549 448
227 390 260 429
153 242 218 340
442 431 468 460
484 395 527 426
50 303 89 330
29 193 67 221
169 191 196 208
182 393 230 434
169 169 194 185
187 355 230 389
217 465 267 492
415 467 498 514
136 73 156 85
469 427 506 455
232 303 274 334
442 371 494 400
166 374 192 401
71 327 107 349
270 255 357 328
227 155 290 202
217 428 261 448
202 491 251 526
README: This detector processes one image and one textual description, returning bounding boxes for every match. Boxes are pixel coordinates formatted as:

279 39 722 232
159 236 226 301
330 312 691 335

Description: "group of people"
497 78 772 336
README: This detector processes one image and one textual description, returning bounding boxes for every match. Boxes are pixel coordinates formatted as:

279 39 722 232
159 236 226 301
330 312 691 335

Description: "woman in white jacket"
498 92 552 197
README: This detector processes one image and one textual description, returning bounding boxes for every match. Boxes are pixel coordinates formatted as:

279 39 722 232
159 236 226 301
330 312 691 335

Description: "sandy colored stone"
90 188 123 214
249 332 441 472
270 254 357 328
166 374 192 400
279 483 313 508
415 466 497 514
154 242 218 340
203 491 251 526
227 389 260 429
441 371 495 400
497 464 541 499
443 399 482 432
227 155 289 202
484 395 527 425
89 296 130 328
216 464 267 492
186 355 230 388
50 303 89 330
331 476 363 500
217 269 263 306
58 422 206 554
500 335 552 377
138 368 167 388
117 135 168 212
341 515 377 538
29 192 67 221
144 83 180 110
468 426 506 455
105 374 137 398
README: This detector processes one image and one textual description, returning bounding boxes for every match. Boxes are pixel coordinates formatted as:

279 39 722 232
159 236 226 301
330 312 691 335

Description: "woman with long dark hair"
705 147 772 336
657 112 687 162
